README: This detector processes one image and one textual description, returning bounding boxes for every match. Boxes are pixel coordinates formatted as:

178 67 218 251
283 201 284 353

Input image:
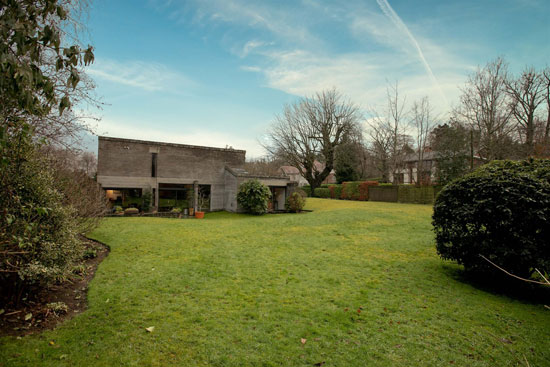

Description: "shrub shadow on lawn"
440 263 550 305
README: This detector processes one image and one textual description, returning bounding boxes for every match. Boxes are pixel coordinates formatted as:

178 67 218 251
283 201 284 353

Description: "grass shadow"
440 262 550 305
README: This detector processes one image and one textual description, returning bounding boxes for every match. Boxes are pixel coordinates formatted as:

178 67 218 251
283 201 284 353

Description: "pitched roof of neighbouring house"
279 161 335 175
279 165 301 174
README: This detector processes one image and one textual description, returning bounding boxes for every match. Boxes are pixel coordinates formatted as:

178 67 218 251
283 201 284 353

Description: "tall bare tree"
367 82 410 183
542 68 550 152
410 97 436 185
265 89 362 195
453 58 514 160
505 67 545 156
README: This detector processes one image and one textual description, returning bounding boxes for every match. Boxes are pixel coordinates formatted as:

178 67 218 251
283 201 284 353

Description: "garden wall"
369 186 399 202
306 182 441 204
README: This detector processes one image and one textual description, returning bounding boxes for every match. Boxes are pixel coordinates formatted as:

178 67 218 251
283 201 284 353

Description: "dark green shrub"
313 187 330 198
301 186 312 197
433 159 550 277
285 192 306 212
237 179 272 215
1 128 82 300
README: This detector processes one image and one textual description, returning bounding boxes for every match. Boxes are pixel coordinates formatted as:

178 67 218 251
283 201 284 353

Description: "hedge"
313 187 331 198
329 185 342 199
311 181 439 204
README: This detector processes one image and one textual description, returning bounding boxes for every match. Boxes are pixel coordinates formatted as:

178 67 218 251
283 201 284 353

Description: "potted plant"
195 188 209 219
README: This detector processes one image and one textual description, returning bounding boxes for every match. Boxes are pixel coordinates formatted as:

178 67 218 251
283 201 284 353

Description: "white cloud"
88 59 197 93
95 117 267 157
243 49 464 118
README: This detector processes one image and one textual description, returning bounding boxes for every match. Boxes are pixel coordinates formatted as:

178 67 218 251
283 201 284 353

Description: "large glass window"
104 188 142 209
158 183 193 212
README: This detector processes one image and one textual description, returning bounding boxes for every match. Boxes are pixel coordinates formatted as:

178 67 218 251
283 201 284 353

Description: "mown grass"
1 199 549 366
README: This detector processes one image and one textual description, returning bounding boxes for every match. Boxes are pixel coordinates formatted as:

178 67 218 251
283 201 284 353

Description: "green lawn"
1 199 548 366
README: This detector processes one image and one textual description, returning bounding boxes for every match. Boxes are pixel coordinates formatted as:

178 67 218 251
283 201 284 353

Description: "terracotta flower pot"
195 211 205 219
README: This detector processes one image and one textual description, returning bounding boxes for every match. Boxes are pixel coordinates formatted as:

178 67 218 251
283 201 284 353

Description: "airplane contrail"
376 0 449 109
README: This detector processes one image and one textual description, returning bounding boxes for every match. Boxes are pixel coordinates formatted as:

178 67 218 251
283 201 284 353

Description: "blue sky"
82 0 550 157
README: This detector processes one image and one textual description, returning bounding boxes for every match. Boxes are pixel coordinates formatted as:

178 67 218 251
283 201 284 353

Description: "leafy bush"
82 247 98 259
114 206 123 213
170 207 182 213
124 207 139 215
1 129 82 301
301 186 312 197
237 179 272 215
313 187 330 198
285 192 306 212
433 159 550 277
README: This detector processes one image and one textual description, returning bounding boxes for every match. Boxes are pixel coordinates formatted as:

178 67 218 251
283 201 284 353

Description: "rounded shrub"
124 207 139 215
285 192 306 212
237 179 272 215
433 159 550 277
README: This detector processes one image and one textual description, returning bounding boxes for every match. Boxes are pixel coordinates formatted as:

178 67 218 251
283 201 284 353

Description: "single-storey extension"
97 136 296 212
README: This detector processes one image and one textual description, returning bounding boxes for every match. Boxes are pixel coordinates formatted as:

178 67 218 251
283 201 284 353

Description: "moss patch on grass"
1 199 548 366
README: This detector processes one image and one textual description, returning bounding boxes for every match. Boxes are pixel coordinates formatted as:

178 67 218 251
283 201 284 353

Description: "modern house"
97 136 296 212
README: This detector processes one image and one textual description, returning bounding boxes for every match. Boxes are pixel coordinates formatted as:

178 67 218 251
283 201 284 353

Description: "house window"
151 153 157 177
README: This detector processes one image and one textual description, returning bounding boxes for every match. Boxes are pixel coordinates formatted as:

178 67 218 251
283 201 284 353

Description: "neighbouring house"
389 150 485 185
97 136 296 212
278 161 337 187
390 151 437 185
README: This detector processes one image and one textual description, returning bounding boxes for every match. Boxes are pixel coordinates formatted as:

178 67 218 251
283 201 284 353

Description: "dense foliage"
237 179 272 215
0 129 82 301
433 159 550 277
285 191 306 212
1 0 94 124
0 0 98 304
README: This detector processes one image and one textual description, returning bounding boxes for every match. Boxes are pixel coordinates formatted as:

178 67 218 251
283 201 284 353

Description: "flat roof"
98 136 246 154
